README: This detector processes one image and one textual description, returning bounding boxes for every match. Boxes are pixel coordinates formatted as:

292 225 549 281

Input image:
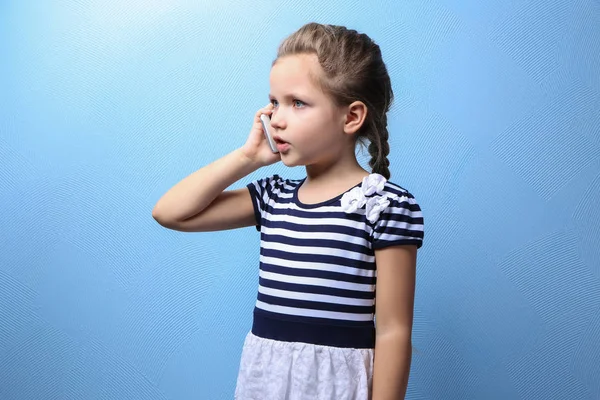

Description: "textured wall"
1 1 599 399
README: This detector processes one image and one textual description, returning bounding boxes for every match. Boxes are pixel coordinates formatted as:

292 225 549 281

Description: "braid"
367 114 391 180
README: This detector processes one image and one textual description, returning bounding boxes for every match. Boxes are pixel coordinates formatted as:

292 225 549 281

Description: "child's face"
268 54 348 167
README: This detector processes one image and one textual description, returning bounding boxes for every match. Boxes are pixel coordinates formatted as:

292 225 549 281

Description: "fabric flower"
365 194 391 223
361 173 387 196
340 186 367 213
341 173 393 222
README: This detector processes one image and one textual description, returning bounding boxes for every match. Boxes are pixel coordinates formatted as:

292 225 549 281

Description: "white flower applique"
340 173 395 223
361 173 387 196
340 186 367 213
365 195 391 224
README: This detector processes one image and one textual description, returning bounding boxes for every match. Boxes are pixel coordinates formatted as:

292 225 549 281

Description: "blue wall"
1 1 599 399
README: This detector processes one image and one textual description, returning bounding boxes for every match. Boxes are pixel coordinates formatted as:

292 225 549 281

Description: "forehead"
269 54 323 97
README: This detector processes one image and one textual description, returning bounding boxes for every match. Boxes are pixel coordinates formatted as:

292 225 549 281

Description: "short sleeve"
371 194 424 249
246 174 280 231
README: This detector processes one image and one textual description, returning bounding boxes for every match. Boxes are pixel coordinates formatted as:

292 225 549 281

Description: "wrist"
235 148 264 170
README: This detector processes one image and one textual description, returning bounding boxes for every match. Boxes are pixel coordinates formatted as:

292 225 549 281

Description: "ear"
343 101 368 135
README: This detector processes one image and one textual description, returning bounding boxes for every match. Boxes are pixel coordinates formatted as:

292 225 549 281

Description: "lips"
277 143 290 152
273 135 288 145
273 135 290 152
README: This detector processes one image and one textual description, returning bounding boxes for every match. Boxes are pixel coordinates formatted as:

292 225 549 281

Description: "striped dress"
234 173 424 400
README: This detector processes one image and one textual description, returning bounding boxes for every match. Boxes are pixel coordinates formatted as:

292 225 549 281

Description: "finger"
256 107 271 117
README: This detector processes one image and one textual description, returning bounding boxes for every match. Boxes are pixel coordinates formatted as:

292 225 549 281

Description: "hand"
240 104 281 167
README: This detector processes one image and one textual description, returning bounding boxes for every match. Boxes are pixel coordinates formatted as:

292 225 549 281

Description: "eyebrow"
268 93 308 100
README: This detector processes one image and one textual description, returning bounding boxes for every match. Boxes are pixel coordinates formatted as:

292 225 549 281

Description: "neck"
304 152 369 186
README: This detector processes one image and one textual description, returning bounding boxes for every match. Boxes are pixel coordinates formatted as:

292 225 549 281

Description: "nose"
270 108 286 130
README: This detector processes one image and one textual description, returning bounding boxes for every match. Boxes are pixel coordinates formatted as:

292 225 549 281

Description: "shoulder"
380 180 422 214
377 180 423 222
247 174 303 199
253 174 302 186
380 179 418 201
366 176 424 249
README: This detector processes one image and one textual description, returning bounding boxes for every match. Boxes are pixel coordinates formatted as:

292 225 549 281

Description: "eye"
293 99 306 108
270 99 279 108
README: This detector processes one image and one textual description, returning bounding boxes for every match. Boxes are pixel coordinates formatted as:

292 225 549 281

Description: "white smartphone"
260 114 279 153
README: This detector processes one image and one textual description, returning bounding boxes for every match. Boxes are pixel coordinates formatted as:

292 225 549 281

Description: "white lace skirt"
234 331 374 400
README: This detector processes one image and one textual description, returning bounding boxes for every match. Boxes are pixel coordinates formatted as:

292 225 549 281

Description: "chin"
280 158 301 167
279 153 305 168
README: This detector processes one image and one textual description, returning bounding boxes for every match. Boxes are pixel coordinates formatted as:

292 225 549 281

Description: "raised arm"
152 104 278 232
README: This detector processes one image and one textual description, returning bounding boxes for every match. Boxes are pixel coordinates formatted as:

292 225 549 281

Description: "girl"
153 22 424 400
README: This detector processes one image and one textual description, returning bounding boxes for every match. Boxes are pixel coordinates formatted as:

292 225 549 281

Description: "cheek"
298 112 331 132
291 111 338 147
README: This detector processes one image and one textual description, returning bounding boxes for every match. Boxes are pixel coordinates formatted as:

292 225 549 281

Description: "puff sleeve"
371 193 424 249
246 174 280 231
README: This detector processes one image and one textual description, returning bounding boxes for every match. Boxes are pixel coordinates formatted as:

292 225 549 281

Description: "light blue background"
1 1 599 399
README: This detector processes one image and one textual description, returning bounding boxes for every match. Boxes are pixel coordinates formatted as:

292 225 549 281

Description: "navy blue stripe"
263 219 370 239
386 199 421 213
375 226 424 239
259 277 375 299
246 184 262 232
378 211 424 225
263 180 275 202
262 233 372 256
261 249 376 272
264 202 364 221
384 185 412 197
260 263 376 285
258 293 374 314
372 238 423 249
252 308 375 348
254 306 374 327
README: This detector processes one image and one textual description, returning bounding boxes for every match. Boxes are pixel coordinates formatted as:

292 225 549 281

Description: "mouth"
273 135 291 152
273 135 289 145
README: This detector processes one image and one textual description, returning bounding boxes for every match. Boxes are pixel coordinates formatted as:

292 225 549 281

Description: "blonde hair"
274 22 394 179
